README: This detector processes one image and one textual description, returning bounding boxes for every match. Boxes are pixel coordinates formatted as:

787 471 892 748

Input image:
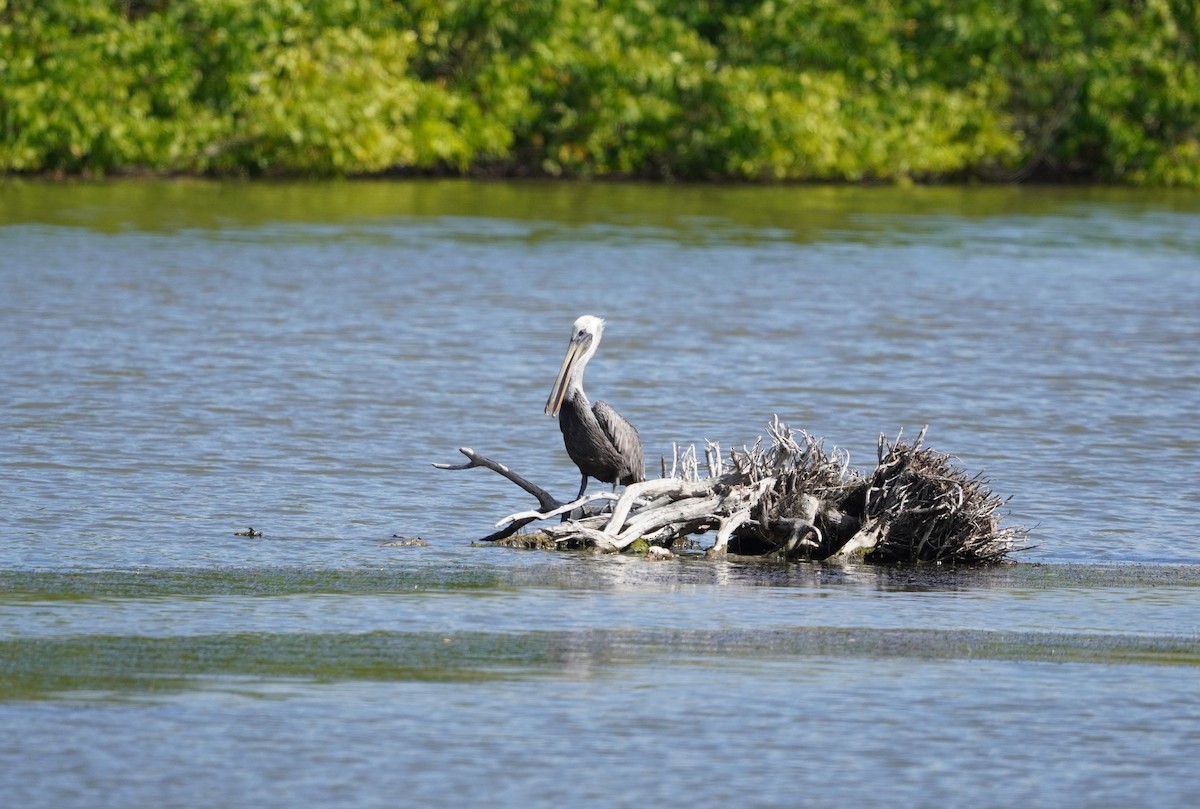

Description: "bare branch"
709 508 753 556
496 492 620 528
602 478 716 536
434 447 561 512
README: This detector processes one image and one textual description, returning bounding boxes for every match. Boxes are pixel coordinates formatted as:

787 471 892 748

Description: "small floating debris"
234 526 264 538
385 535 428 547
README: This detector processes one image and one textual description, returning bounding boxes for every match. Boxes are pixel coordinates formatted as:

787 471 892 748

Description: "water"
1 179 1198 807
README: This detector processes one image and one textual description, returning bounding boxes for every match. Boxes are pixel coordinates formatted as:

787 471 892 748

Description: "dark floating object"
385 535 429 547
234 526 263 538
437 418 1029 565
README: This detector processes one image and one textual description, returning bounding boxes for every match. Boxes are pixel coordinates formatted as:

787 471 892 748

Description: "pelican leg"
561 474 590 522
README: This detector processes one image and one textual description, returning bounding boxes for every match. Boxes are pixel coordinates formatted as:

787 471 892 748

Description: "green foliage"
0 0 220 173
0 0 1197 183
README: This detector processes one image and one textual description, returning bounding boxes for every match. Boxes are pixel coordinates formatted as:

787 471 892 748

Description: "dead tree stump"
436 417 1028 564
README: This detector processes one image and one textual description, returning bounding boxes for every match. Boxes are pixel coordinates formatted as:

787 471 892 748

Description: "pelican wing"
593 400 645 484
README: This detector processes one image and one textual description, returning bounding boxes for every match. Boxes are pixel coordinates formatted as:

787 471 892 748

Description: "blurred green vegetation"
1 0 1197 183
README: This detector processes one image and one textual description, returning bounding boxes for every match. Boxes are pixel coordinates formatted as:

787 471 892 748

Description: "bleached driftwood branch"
496 493 620 527
436 418 1028 564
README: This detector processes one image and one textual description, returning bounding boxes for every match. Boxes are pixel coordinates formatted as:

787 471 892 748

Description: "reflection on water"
1 180 1198 808
1 562 1196 643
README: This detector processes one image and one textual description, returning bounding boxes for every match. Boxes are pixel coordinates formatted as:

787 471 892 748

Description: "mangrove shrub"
1 0 1197 183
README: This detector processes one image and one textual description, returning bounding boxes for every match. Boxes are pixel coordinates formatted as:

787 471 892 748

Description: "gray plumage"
545 315 645 500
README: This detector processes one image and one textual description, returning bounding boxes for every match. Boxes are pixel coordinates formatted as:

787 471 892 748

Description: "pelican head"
545 315 605 417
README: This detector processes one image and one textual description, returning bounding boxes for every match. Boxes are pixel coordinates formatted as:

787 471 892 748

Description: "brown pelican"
545 315 645 501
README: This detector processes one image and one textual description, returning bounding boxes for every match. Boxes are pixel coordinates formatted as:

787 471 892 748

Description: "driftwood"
435 418 1028 564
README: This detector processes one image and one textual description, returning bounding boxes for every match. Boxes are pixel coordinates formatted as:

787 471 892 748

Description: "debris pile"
436 417 1027 564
